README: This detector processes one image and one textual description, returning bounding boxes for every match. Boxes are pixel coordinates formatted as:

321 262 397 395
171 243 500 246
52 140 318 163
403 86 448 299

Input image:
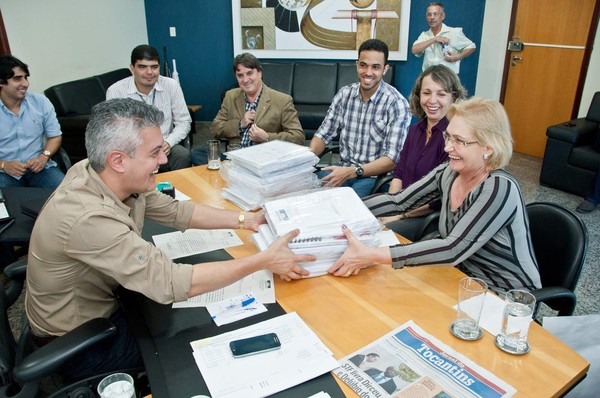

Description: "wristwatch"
41 150 52 158
355 165 364 177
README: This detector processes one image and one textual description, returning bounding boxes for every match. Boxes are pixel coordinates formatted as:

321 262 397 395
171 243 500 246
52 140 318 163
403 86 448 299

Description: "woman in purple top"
382 65 466 239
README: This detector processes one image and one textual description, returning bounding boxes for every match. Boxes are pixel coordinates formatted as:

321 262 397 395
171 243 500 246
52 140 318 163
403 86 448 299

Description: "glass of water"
207 140 221 170
97 372 135 398
450 277 487 341
495 289 536 355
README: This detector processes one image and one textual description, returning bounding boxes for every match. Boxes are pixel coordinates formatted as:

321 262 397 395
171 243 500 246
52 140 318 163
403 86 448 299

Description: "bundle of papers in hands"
220 140 321 210
252 187 385 277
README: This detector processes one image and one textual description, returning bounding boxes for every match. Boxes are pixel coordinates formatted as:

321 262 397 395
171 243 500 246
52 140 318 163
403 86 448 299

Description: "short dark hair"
358 39 389 65
130 45 160 66
0 55 29 84
233 53 262 74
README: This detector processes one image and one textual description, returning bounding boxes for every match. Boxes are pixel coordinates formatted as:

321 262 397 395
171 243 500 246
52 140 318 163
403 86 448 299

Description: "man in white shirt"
412 2 476 74
106 45 191 171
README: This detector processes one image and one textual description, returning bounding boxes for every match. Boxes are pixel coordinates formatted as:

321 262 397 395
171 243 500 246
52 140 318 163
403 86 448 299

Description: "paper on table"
152 229 242 259
190 312 338 398
175 188 191 201
453 292 506 336
173 270 275 308
207 293 267 326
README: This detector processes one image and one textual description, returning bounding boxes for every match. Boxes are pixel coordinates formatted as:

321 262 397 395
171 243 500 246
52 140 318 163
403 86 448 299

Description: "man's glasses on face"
427 12 443 17
443 131 479 147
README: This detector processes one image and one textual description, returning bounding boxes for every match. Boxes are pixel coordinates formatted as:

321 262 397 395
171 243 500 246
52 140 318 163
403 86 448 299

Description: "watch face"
43 150 51 157
356 166 364 177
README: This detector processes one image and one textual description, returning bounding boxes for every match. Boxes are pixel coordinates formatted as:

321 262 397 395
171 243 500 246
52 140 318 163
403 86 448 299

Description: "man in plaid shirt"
310 39 411 198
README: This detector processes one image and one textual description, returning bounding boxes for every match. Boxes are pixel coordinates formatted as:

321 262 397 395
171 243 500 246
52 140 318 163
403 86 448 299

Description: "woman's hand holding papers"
263 229 315 281
328 225 392 277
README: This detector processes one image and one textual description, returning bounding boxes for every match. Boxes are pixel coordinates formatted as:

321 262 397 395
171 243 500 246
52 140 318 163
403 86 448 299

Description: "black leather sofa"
540 92 600 196
44 69 131 164
260 61 394 141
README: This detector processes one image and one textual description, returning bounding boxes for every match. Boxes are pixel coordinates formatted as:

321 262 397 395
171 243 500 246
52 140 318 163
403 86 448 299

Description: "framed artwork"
233 0 411 60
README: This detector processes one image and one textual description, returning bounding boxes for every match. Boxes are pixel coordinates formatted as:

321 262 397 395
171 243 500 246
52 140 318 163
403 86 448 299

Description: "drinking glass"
227 144 241 152
97 372 135 398
495 289 536 354
207 140 221 170
450 277 487 341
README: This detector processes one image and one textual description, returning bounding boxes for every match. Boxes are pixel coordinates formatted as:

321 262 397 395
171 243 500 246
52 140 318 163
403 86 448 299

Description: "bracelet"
238 211 246 229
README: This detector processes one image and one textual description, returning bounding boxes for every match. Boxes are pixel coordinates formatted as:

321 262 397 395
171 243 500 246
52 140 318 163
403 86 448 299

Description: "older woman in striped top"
329 97 541 294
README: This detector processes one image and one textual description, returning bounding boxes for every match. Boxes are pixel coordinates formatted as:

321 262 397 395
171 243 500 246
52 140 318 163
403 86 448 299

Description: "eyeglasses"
427 12 443 17
442 131 479 147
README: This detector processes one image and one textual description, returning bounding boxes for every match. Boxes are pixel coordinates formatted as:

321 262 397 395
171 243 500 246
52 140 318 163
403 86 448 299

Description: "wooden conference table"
152 165 588 397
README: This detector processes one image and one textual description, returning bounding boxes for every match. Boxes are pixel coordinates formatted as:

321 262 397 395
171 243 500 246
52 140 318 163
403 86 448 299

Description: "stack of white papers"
190 312 339 398
252 187 385 277
220 141 321 210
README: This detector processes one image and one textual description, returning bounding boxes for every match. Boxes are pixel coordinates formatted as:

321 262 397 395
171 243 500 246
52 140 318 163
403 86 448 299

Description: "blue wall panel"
144 0 484 122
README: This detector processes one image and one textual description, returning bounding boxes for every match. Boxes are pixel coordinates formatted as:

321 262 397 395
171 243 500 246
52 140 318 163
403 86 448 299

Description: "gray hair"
85 98 164 172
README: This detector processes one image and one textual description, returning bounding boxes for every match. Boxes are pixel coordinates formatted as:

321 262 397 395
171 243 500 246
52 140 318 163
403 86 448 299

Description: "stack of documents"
252 187 384 276
220 140 320 210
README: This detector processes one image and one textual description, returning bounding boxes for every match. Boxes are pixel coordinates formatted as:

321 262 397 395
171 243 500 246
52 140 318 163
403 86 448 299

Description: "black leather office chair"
0 260 119 398
52 148 72 174
526 202 588 317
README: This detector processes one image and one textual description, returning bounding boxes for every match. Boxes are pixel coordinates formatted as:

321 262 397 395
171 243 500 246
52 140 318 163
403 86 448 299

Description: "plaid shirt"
239 90 262 147
315 81 410 166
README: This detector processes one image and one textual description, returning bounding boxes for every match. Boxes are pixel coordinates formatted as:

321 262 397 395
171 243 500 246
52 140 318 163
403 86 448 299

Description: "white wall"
476 0 600 117
0 0 147 92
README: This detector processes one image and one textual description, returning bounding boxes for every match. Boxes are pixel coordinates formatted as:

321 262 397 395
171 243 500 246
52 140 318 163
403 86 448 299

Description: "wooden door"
502 0 597 157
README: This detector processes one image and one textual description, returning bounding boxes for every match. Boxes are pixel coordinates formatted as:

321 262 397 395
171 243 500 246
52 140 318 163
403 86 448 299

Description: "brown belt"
31 333 57 347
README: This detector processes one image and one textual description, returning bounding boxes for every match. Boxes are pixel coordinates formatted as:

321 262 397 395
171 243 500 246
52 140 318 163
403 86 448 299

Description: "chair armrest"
532 287 577 316
13 318 117 383
52 147 72 172
4 259 28 307
546 119 597 145
370 173 393 195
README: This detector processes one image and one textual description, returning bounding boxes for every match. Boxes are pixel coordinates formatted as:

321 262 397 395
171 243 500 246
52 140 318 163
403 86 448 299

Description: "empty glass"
450 277 487 341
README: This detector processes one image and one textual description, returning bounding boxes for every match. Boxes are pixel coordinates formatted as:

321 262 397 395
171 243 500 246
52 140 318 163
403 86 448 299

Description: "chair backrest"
585 91 600 124
261 62 294 96
526 202 588 291
44 77 105 117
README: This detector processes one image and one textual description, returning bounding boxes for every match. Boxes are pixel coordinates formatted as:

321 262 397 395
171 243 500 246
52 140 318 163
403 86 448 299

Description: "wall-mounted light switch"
169 27 176 37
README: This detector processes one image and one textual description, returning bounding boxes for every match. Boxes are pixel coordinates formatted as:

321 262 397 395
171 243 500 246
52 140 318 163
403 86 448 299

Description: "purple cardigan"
393 117 449 187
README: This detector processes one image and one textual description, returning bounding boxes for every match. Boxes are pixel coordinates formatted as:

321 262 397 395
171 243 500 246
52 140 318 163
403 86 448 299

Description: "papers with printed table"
190 312 339 398
335 320 516 398
252 187 385 277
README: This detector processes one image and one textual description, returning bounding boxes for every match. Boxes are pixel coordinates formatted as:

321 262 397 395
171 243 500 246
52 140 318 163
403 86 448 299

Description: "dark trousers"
57 308 144 382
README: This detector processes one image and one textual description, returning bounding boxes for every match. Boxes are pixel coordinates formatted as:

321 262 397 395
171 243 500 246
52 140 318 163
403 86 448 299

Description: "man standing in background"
412 2 476 75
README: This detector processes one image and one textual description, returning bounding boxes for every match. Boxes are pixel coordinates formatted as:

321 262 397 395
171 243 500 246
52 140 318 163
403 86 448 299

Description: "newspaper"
335 321 516 398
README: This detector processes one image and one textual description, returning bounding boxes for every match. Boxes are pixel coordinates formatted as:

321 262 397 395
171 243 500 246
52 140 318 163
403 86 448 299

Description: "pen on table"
212 297 256 319
0 218 15 236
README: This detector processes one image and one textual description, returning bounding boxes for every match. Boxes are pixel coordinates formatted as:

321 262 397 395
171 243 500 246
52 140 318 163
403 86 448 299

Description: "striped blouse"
363 163 542 294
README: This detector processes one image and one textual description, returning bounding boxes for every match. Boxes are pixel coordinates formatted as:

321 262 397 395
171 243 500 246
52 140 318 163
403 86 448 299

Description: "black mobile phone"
229 333 281 358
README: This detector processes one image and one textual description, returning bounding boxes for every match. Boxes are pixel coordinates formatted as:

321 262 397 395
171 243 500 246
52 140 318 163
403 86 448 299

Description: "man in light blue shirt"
0 55 64 188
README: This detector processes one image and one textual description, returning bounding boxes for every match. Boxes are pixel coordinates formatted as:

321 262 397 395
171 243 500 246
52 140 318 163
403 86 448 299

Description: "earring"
483 153 491 160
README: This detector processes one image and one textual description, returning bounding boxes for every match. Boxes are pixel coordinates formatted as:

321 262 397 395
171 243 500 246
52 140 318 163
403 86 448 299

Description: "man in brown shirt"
25 98 313 380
